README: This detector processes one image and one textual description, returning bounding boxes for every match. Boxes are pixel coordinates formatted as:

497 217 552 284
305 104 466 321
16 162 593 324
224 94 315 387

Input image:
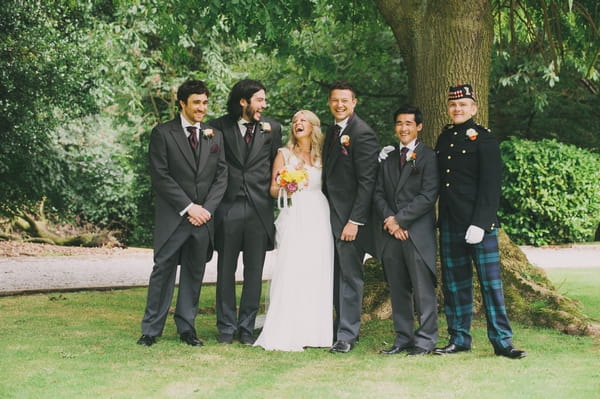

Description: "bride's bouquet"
276 165 309 208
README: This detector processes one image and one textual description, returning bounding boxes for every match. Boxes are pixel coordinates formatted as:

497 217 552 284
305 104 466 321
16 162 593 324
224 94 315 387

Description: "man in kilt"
433 84 526 359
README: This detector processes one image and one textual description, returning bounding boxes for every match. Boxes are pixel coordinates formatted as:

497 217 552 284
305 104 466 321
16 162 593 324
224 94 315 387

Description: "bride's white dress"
254 148 334 351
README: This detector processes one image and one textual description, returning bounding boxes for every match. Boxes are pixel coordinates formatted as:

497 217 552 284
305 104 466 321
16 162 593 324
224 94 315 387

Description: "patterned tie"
400 146 408 169
244 122 255 144
186 126 198 150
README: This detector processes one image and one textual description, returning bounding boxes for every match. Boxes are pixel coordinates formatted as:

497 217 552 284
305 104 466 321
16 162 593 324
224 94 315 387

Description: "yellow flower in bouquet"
276 166 309 208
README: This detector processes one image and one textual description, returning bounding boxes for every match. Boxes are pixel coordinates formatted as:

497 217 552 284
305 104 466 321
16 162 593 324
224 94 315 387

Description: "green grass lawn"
544 267 600 321
0 269 598 399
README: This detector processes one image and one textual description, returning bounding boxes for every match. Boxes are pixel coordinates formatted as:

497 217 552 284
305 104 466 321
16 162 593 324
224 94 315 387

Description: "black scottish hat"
448 84 476 102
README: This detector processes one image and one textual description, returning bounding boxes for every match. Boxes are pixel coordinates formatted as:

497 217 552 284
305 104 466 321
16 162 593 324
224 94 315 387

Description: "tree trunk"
374 0 493 146
3 200 122 248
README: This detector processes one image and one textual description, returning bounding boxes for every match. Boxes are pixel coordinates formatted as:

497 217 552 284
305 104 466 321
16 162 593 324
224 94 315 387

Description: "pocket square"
210 144 219 153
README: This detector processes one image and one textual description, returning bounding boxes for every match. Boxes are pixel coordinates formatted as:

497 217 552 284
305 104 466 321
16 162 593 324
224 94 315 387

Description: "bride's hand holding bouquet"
276 165 309 208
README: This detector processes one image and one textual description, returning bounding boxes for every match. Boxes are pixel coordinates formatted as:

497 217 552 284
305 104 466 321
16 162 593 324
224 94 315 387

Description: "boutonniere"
466 128 478 141
340 135 350 147
260 122 271 133
408 152 419 174
339 135 350 156
407 152 417 165
202 129 214 139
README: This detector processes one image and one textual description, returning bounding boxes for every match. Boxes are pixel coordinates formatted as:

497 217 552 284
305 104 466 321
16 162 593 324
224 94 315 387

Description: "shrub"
499 137 600 246
52 115 137 235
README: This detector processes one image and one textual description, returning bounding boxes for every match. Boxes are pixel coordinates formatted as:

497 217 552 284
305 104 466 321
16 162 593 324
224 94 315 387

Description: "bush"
499 137 600 246
52 115 137 235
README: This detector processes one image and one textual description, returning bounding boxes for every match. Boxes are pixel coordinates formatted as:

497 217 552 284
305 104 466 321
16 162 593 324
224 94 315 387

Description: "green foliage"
499 137 600 245
52 116 137 233
491 56 600 152
490 0 600 152
0 0 107 215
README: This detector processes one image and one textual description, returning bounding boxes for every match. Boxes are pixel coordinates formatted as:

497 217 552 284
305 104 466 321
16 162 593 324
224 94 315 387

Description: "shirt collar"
334 116 351 131
180 114 200 135
398 138 419 155
238 118 256 136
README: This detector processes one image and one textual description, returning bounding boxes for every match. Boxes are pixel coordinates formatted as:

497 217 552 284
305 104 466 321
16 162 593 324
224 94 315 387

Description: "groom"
322 81 379 353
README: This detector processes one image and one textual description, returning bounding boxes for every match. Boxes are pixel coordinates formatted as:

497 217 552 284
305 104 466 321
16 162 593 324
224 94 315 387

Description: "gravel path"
1 244 598 296
0 248 276 295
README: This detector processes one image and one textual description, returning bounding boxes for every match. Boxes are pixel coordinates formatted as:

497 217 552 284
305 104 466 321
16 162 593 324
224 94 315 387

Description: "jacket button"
453 131 458 135
448 155 452 160
462 149 466 154
446 169 450 173
445 182 450 187
450 143 454 147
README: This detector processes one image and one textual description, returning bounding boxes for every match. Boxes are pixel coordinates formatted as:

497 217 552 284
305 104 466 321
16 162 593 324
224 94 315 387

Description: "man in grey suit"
322 81 379 353
209 79 282 345
373 105 439 356
137 80 228 347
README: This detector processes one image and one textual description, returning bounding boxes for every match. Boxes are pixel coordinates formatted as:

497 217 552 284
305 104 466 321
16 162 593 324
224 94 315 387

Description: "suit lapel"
196 123 211 173
394 142 421 197
223 119 245 166
246 123 263 164
325 124 346 171
169 121 196 170
386 145 401 189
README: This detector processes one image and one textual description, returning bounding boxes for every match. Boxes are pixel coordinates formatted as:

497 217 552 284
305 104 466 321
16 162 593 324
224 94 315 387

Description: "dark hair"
393 104 423 125
226 79 266 119
177 80 209 107
329 80 356 98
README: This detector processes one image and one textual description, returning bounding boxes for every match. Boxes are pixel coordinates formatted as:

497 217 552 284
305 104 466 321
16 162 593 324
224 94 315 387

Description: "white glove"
465 225 485 244
378 145 395 162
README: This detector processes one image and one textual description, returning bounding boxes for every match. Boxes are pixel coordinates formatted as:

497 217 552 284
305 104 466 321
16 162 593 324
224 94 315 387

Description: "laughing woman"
254 110 334 351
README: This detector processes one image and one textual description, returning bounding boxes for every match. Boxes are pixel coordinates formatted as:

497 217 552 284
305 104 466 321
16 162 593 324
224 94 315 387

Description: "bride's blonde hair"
285 110 324 167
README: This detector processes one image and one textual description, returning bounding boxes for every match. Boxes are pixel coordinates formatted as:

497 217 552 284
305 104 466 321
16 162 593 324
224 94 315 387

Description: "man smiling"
137 80 228 347
210 79 282 345
434 84 526 359
322 81 379 353
373 105 439 356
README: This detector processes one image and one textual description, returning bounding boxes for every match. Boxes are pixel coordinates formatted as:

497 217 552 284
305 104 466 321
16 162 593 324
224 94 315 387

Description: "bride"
254 110 334 351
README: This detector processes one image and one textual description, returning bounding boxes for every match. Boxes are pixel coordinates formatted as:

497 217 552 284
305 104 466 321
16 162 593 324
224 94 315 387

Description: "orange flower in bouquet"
276 166 309 208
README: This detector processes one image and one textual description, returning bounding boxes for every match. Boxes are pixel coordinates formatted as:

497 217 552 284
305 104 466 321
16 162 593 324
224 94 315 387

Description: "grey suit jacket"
149 117 228 258
322 114 379 252
372 142 439 274
209 115 282 251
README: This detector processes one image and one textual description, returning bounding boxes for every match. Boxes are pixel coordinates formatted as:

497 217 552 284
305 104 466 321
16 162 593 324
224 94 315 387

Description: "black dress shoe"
137 335 156 346
407 347 431 356
495 345 526 359
330 340 353 353
380 345 411 355
239 332 256 346
433 343 470 355
217 332 234 344
180 332 203 346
